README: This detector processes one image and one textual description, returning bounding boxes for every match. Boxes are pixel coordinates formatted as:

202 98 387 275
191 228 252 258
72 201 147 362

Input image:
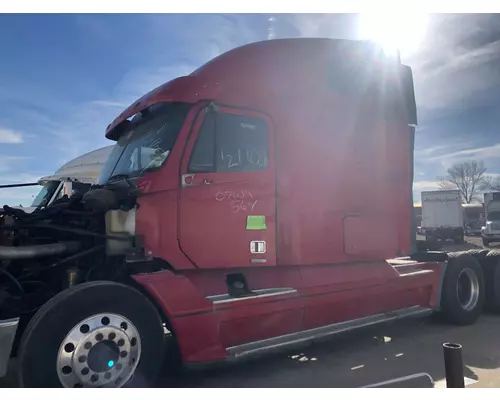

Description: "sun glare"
358 13 429 58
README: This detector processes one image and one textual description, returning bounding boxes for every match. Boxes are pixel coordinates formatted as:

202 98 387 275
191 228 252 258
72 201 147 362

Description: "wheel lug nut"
62 366 72 375
64 343 75 353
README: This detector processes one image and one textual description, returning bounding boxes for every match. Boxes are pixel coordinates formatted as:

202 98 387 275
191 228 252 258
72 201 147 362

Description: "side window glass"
188 113 216 173
216 113 269 173
54 186 64 201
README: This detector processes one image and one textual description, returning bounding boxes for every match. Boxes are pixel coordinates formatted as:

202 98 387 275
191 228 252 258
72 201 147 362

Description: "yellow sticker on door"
246 215 267 230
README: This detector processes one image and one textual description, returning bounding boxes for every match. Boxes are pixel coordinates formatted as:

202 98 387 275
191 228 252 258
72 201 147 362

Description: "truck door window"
189 113 216 173
216 113 269 172
188 111 269 173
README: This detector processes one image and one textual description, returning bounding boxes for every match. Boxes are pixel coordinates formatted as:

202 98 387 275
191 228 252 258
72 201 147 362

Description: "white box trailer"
421 190 464 243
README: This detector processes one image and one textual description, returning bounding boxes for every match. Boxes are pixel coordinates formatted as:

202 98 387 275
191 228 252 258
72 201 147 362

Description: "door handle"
202 179 213 185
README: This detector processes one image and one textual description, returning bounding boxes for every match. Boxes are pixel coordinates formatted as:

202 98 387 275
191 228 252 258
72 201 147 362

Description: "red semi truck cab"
103 38 417 263
1 38 491 388
99 38 438 360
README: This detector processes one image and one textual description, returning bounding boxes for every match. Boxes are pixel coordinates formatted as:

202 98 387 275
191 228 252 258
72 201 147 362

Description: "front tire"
441 253 485 325
17 281 165 388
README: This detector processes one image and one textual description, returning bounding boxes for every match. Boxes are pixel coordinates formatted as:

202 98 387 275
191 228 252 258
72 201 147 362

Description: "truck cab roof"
38 146 113 185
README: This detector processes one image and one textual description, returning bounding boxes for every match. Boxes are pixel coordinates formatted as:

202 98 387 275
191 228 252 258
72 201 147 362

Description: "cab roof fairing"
37 146 114 185
104 38 412 141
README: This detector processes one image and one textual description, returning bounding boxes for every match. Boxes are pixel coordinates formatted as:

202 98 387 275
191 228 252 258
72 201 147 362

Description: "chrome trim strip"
0 317 19 378
227 306 431 358
206 287 298 305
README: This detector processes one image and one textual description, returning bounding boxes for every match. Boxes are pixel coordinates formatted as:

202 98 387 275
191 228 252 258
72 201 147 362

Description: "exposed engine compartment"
0 185 137 322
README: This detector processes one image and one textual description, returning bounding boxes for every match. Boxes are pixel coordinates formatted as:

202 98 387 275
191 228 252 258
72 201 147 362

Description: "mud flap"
0 317 19 378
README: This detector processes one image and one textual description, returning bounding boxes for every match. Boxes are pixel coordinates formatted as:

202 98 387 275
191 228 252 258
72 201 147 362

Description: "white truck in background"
462 203 484 236
0 146 113 213
481 192 500 247
421 190 464 244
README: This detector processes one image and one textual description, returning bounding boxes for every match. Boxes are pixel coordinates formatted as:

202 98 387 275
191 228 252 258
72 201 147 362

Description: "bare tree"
481 175 500 192
438 161 487 203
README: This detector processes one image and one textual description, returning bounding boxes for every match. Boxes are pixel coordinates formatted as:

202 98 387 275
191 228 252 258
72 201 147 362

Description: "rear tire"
17 281 165 388
483 238 490 247
441 253 484 325
484 251 500 313
484 259 500 313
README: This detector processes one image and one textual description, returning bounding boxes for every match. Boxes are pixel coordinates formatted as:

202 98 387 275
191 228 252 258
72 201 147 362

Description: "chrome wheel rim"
56 313 141 388
456 268 480 311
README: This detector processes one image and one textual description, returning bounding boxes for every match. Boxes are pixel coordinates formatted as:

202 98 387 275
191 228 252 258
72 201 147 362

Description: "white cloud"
415 138 474 156
413 180 441 202
426 142 500 165
89 100 128 108
0 128 24 144
413 180 440 192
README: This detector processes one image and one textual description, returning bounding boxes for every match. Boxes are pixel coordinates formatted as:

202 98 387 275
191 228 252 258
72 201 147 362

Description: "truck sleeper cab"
0 145 113 213
1 38 493 388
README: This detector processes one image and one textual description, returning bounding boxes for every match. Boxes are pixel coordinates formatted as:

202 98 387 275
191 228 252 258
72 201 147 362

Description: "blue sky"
1 13 500 205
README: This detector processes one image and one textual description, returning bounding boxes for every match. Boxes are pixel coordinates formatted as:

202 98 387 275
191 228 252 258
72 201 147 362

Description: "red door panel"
178 106 276 269
176 105 305 349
